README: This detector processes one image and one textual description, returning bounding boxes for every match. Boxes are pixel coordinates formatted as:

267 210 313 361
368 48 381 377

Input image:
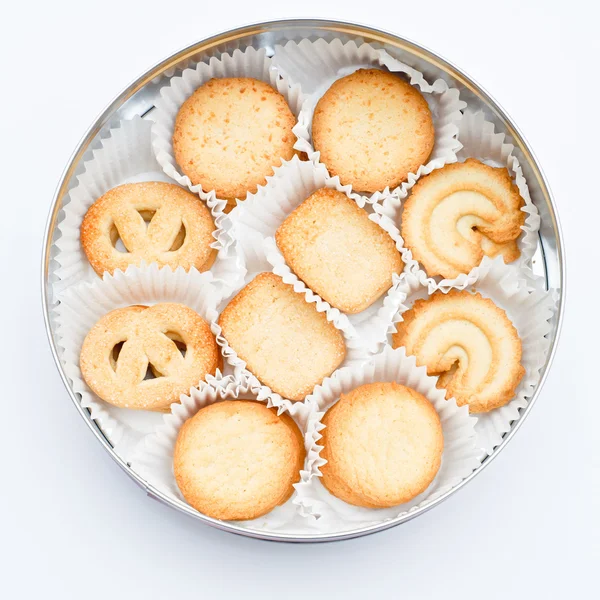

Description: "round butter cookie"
174 400 305 521
81 181 216 276
392 290 525 413
320 382 443 508
401 159 526 279
80 303 221 411
173 77 296 201
312 68 434 193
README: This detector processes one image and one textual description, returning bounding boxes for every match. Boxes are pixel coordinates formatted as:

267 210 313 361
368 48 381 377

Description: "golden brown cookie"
320 382 443 508
80 303 221 411
312 68 434 193
80 181 216 276
174 400 305 521
275 188 403 313
392 290 525 413
218 272 346 401
401 159 526 279
173 77 296 201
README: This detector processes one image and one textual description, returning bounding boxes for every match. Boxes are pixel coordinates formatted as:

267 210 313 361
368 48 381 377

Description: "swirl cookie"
173 77 296 202
401 159 526 278
174 401 305 521
218 272 346 401
81 182 216 276
320 382 443 508
80 303 221 411
312 69 434 193
275 188 403 313
392 290 525 413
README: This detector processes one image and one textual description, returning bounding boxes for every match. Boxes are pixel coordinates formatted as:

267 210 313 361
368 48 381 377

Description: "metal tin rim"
41 18 566 543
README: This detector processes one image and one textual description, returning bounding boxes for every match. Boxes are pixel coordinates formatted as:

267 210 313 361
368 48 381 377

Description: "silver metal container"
41 19 565 542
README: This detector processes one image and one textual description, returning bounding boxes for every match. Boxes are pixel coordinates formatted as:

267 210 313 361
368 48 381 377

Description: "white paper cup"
229 155 404 351
294 345 481 531
375 110 541 293
216 225 372 408
54 263 236 463
131 374 321 533
386 257 558 455
151 46 304 206
52 116 241 301
272 38 466 202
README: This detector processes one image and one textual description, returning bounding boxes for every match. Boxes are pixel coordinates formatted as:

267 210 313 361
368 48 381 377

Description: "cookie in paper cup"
387 257 557 455
231 156 404 351
54 263 234 463
131 374 321 533
151 46 304 206
215 227 371 408
294 345 480 531
375 110 541 293
52 117 240 299
272 38 465 202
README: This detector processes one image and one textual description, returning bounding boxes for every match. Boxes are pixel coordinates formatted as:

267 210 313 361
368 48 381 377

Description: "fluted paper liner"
386 257 557 454
216 225 372 408
131 374 322 533
375 110 541 293
53 117 240 301
272 38 466 203
151 46 304 206
230 156 403 351
54 263 238 463
294 345 481 531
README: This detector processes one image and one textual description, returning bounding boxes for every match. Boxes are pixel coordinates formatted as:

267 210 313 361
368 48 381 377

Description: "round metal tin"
41 18 565 542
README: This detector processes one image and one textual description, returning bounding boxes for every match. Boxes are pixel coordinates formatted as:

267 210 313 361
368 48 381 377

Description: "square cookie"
218 272 346 401
275 188 403 313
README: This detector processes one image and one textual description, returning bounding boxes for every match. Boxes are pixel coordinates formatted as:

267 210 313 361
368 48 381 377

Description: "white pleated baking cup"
52 117 240 301
131 374 323 533
215 226 372 408
293 345 481 531
374 110 541 293
148 41 266 85
272 38 466 203
53 263 238 463
386 257 558 455
229 155 403 351
151 46 304 208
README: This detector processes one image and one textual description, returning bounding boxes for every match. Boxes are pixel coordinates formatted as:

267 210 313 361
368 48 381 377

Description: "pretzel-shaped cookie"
80 303 222 411
81 182 217 276
392 290 525 413
402 159 525 279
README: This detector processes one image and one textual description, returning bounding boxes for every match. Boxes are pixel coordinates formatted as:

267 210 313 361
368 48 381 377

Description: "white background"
1 1 597 598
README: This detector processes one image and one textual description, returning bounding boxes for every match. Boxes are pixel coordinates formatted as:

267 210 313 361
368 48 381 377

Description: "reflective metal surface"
41 19 565 542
